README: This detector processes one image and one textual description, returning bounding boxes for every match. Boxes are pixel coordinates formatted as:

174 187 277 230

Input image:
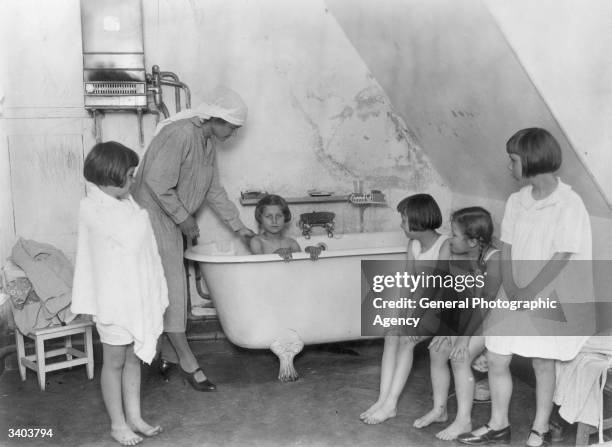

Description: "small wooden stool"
15 319 94 391
576 369 612 446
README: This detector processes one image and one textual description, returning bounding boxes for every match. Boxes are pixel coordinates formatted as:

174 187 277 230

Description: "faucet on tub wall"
298 211 335 239
347 190 387 232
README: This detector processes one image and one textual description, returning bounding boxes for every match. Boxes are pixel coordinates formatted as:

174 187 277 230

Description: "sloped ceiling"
325 0 611 217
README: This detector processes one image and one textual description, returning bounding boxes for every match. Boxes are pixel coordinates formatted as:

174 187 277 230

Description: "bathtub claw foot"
270 332 304 382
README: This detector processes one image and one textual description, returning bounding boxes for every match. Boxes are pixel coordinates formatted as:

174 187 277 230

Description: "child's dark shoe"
457 424 511 445
525 429 551 447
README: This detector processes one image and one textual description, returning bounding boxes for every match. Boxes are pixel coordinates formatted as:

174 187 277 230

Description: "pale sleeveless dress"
403 234 450 335
410 233 449 262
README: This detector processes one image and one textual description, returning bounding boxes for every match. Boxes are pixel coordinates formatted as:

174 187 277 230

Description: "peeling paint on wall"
354 86 386 121
330 105 354 120
8 134 85 259
290 92 356 180
288 76 444 210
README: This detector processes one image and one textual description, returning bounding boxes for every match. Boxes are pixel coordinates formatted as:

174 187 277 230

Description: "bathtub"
184 231 407 381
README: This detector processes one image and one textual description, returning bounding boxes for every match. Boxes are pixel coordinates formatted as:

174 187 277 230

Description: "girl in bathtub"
249 194 324 261
361 193 451 425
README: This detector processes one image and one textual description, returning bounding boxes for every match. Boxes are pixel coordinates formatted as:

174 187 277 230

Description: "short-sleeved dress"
485 179 593 360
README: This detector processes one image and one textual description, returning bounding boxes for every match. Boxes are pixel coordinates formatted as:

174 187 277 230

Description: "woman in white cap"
132 86 254 391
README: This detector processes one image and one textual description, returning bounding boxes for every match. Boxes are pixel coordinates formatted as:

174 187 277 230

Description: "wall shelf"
239 194 350 206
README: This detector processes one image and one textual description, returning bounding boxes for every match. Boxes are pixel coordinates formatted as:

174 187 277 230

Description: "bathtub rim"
184 245 407 263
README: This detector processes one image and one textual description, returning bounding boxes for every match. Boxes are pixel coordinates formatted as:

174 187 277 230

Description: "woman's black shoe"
457 424 511 445
159 359 176 382
525 429 551 447
180 366 217 392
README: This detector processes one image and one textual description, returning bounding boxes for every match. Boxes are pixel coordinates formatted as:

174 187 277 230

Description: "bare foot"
128 417 163 437
359 400 384 420
413 407 448 428
111 426 143 446
436 419 472 440
363 402 397 425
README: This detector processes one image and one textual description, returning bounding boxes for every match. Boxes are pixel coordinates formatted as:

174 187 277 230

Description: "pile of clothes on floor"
2 238 76 335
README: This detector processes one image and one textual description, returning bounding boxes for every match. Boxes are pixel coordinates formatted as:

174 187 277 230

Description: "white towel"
72 184 168 363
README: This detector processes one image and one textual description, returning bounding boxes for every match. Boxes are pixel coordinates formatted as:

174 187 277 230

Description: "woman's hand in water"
235 227 255 244
178 215 200 239
274 247 294 262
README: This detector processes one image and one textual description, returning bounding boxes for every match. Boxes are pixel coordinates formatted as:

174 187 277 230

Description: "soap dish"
241 190 268 200
349 191 387 206
308 190 333 197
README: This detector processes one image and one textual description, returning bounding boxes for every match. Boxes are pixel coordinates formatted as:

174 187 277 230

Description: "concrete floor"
0 333 585 447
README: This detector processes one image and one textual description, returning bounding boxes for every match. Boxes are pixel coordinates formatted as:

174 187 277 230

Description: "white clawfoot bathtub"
184 231 406 381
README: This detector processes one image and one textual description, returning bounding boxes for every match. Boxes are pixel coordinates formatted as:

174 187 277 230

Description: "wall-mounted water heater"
81 0 146 107
80 0 191 145
81 0 146 144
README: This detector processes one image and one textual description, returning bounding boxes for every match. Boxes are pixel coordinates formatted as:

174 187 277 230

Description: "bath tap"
298 212 335 239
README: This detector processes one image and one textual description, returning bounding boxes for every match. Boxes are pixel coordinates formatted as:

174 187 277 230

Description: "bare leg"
414 342 450 428
469 350 512 437
436 336 485 440
363 336 420 424
526 358 554 447
101 344 142 446
166 331 208 383
360 335 400 420
123 345 162 437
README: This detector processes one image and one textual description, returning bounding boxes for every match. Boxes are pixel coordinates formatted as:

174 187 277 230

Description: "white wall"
486 0 612 207
325 0 612 330
326 0 611 219
2 0 610 266
0 0 448 264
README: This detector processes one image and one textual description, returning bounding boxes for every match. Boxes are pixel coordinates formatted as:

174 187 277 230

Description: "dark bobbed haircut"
506 127 562 177
451 207 494 245
396 193 442 231
83 141 139 188
254 194 292 226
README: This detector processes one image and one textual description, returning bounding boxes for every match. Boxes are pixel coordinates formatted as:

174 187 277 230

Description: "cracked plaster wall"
326 0 610 219
1 0 451 263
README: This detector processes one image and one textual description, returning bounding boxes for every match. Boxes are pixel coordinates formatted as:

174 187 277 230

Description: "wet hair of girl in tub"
250 194 325 261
